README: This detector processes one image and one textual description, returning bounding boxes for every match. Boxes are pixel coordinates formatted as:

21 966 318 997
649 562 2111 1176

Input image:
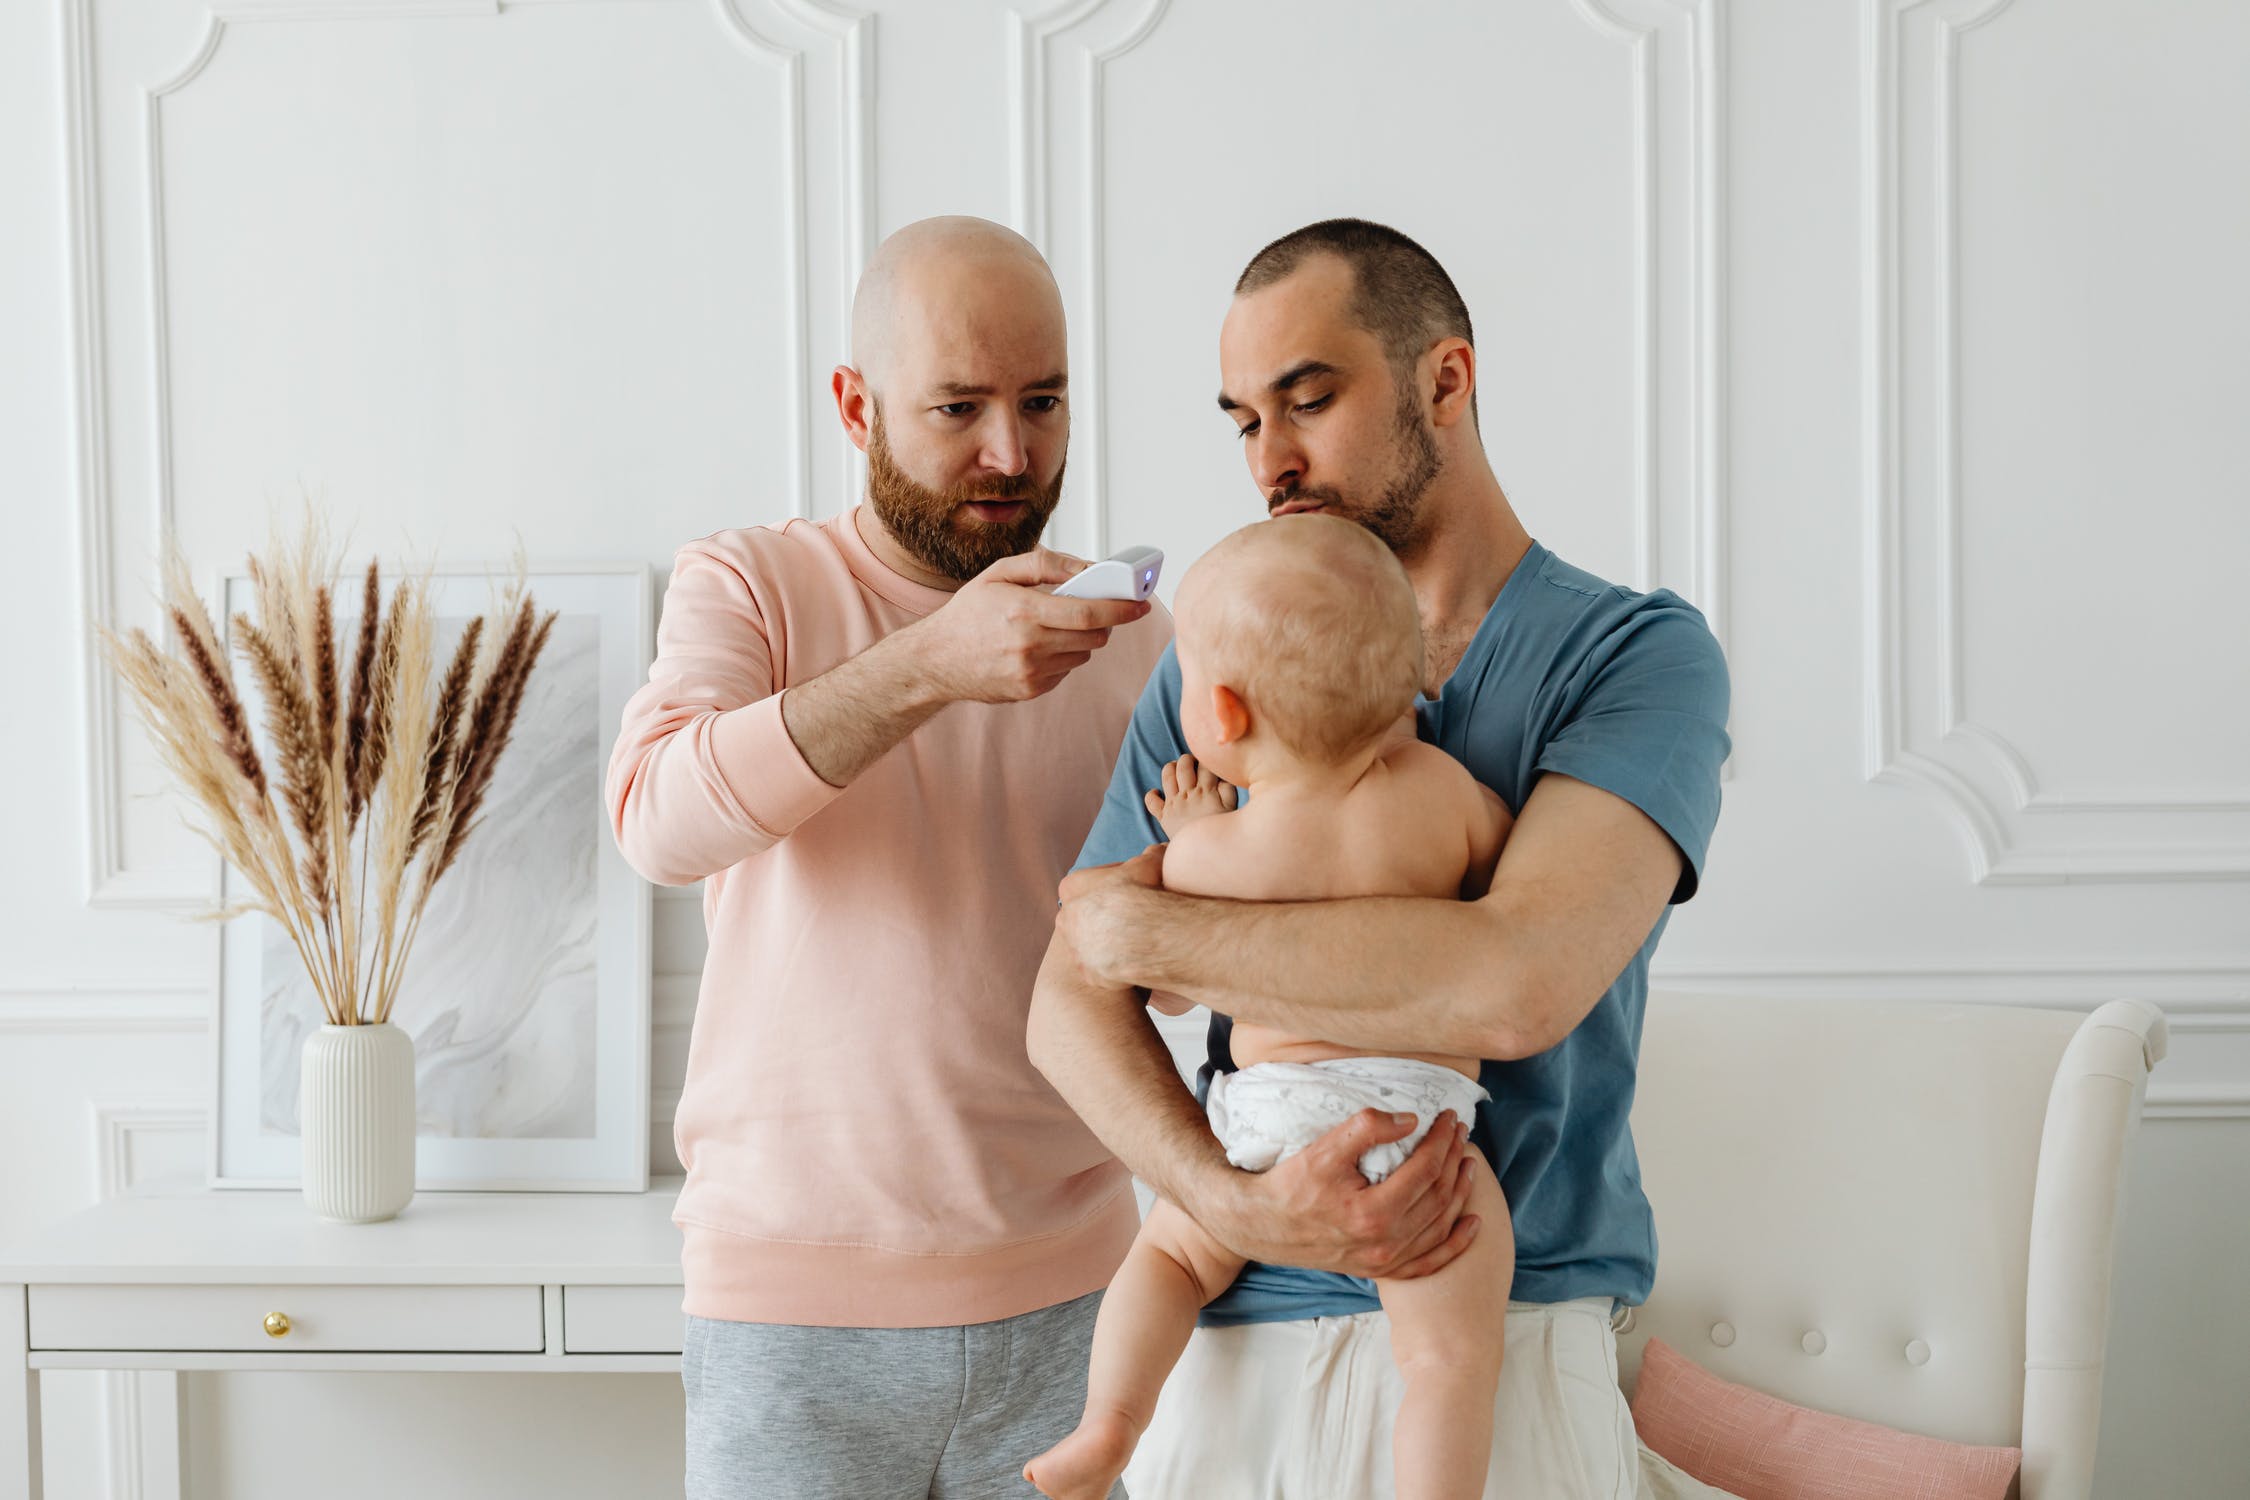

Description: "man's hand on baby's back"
1194 1109 1481 1282
1145 753 1237 838
906 547 1150 704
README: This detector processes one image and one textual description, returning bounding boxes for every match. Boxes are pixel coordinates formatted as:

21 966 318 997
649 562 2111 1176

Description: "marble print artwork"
257 612 601 1141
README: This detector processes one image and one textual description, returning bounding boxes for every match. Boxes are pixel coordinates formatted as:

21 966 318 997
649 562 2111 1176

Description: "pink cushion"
1630 1337 2021 1500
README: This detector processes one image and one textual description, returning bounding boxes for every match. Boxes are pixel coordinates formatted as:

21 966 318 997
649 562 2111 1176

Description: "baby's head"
1173 513 1423 784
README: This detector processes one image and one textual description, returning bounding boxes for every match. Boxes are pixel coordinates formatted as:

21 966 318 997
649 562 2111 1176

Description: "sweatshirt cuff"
709 692 846 842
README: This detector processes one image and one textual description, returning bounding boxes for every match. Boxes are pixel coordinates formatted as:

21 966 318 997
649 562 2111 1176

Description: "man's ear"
833 365 874 452
1211 684 1252 745
1426 338 1476 430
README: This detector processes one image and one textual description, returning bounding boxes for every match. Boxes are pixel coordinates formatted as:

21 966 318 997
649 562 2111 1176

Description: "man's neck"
1397 457 1532 638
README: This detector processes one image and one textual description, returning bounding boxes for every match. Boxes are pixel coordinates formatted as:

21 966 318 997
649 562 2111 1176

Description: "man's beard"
1267 377 1443 556
865 409 1066 583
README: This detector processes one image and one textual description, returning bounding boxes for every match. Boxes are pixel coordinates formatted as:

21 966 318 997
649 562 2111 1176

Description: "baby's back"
1164 736 1505 1074
1169 743 1475 904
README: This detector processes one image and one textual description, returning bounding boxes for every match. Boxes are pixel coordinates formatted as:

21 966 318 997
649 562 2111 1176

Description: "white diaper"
1205 1057 1490 1185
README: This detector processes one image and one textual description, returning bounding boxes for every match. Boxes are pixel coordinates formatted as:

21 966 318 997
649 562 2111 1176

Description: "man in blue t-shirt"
1027 219 1732 1498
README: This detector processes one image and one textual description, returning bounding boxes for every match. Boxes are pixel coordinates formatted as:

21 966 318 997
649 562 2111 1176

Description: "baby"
1027 513 1515 1500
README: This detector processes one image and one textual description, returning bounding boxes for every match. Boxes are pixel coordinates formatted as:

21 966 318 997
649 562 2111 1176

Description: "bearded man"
606 215 1169 1500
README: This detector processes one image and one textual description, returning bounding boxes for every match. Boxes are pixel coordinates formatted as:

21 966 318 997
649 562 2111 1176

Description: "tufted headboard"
1623 994 2166 1500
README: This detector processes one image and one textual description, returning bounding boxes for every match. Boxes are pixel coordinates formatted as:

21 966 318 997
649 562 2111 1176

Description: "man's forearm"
778 626 951 787
1131 890 1542 1059
1025 935 1236 1219
1096 772 1687 1060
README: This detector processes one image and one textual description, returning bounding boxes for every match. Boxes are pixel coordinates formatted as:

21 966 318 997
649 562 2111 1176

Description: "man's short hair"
1235 218 1477 422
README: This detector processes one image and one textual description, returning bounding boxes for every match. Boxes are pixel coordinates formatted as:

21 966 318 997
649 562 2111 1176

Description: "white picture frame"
209 561 653 1192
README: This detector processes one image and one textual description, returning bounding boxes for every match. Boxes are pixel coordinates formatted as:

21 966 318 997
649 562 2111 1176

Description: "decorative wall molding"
2143 1086 2250 1123
1859 0 2250 883
714 0 876 519
1569 0 1729 655
1002 0 1171 562
210 1 496 18
1652 958 2249 1006
66 0 871 909
89 1099 207 1201
61 0 126 910
0 983 207 1034
89 1099 205 1500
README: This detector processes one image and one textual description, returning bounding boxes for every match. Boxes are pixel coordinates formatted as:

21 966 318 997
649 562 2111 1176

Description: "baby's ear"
1211 683 1251 745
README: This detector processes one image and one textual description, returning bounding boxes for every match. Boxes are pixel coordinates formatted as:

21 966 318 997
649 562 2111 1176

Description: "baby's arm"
1460 782 1514 899
1141 754 1237 1015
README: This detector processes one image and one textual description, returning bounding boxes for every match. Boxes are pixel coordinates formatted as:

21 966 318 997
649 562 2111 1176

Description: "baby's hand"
1144 753 1237 838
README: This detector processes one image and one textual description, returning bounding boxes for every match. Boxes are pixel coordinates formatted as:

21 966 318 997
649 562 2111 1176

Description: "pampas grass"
101 510 556 1027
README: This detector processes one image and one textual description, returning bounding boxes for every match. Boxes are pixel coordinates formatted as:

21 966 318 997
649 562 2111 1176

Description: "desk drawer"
562 1286 683 1353
29 1284 546 1353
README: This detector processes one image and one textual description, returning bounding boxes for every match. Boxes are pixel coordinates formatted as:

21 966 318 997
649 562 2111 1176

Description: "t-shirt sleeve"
1533 599 1731 903
1071 642 1188 874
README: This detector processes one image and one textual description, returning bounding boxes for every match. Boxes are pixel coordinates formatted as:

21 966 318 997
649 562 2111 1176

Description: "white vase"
299 1021 417 1223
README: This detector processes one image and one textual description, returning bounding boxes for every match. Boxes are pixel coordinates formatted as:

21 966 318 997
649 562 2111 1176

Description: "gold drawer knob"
263 1312 291 1338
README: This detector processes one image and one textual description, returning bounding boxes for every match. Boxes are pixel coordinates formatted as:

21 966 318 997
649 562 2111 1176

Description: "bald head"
851 216 1062 395
836 216 1073 585
1177 514 1423 764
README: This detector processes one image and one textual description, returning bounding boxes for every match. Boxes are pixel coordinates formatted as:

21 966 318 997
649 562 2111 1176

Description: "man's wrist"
1124 886 1206 992
1171 1149 1244 1238
870 619 959 713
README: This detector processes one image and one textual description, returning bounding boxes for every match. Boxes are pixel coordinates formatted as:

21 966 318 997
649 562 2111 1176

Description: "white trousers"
1121 1297 1737 1500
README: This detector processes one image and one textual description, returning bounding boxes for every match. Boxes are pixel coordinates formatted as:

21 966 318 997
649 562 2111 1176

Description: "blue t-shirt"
1070 540 1731 1324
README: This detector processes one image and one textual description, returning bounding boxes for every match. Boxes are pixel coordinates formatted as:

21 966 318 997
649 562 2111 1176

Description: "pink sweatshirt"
606 509 1173 1328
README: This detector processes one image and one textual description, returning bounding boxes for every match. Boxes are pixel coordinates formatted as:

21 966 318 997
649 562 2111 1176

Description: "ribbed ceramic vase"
299 1021 416 1223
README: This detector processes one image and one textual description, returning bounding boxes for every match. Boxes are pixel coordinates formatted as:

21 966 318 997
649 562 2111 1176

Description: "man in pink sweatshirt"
605 216 1171 1499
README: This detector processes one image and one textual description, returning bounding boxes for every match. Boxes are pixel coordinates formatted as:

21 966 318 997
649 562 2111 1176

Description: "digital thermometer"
1052 545 1164 601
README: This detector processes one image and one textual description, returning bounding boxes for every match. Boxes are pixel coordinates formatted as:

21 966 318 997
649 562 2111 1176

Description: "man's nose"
1250 430 1303 496
979 411 1029 477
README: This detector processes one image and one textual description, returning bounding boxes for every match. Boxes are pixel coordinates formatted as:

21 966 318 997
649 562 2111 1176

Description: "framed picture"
210 562 654 1191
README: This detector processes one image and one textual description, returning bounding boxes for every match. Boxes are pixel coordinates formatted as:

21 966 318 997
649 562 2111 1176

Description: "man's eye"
1294 396 1330 415
1025 396 1062 414
936 402 977 417
1233 422 1259 442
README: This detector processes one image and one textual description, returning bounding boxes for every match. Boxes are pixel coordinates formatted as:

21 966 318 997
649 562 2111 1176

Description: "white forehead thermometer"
1052 545 1164 601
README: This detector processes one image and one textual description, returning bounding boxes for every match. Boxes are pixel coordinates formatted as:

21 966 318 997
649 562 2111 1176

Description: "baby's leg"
1375 1153 1515 1500
1023 1201 1246 1500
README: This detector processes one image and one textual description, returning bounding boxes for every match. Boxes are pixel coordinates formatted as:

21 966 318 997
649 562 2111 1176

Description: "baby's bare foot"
1023 1412 1137 1500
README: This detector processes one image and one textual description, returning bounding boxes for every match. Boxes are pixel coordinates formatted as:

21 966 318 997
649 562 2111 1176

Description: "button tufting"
1905 1339 1932 1367
1709 1321 1736 1348
1801 1330 1827 1355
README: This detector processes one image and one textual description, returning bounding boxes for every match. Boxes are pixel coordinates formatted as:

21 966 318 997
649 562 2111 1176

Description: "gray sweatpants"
682 1289 1125 1500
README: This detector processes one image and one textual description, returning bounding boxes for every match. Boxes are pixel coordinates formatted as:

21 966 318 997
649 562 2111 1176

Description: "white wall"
3 1 2243 1496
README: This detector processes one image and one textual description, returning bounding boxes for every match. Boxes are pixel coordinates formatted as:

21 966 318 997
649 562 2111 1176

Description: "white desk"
0 1178 687 1500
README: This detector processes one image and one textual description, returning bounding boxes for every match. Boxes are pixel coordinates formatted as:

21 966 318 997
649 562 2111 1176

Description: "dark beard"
865 409 1066 582
1268 378 1443 556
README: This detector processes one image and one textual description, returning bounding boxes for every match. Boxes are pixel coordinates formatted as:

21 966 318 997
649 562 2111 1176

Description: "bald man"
606 216 1170 1499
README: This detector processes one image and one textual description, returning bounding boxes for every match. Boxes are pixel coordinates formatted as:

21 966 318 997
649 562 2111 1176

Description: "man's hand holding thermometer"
893 546 1156 705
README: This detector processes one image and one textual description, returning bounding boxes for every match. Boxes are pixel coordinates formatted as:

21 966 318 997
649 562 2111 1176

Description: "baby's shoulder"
1370 738 1482 805
1350 740 1502 851
1157 802 1255 896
